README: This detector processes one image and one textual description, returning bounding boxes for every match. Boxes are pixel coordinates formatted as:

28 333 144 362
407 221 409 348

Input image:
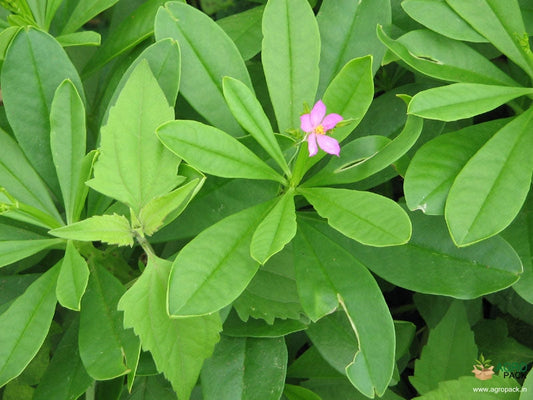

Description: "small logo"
472 354 495 381
497 362 529 379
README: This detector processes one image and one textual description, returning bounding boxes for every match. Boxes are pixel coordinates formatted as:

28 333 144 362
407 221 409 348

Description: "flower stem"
133 229 156 260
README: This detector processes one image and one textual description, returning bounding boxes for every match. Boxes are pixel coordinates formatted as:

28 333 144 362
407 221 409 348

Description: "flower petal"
322 113 343 131
300 113 313 132
310 100 326 127
316 134 340 156
307 133 318 157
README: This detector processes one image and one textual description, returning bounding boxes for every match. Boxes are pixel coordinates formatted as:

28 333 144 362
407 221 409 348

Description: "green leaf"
118 256 221 400
395 321 416 362
223 76 289 175
26 0 45 27
305 312 360 374
502 194 533 304
446 110 533 246
521 367 533 399
299 188 412 246
288 346 343 380
125 375 178 400
414 375 521 399
293 56 374 182
447 0 533 78
157 120 285 183
55 241 89 311
378 28 517 86
217 6 263 61
0 265 59 387
284 384 323 400
251 191 296 264
0 189 61 230
102 39 181 125
153 177 278 242
410 301 478 394
304 115 423 186
88 61 180 213
60 0 119 34
317 0 390 94
168 201 271 317
155 1 250 136
49 214 133 246
303 378 405 400
55 31 101 47
0 273 40 314
0 218 48 241
33 317 93 400
262 0 320 133
1 28 84 196
138 179 203 236
83 0 168 75
0 26 20 61
404 119 509 215
408 84 533 121
79 262 140 381
401 0 486 42
223 310 307 338
294 218 395 397
73 151 97 224
50 80 86 225
0 239 64 268
413 294 483 330
0 128 64 225
473 318 533 366
44 0 62 29
342 210 522 298
233 246 303 324
304 135 391 186
201 336 287 400
321 55 373 144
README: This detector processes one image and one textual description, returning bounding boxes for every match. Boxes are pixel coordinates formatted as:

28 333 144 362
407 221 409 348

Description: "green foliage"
168 201 271 316
88 61 180 214
298 188 411 246
50 214 134 246
1 28 84 197
50 80 88 224
201 336 288 400
157 120 285 183
78 262 140 381
55 240 89 311
118 256 221 399
262 0 320 134
409 301 478 394
0 265 59 387
155 1 250 135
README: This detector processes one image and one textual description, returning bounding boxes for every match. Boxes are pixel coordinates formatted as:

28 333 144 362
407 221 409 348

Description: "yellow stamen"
315 125 325 135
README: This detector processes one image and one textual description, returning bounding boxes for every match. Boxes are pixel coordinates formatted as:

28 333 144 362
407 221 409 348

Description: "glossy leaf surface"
155 1 250 136
262 0 320 133
168 201 271 316
446 109 533 246
299 188 412 246
294 217 395 397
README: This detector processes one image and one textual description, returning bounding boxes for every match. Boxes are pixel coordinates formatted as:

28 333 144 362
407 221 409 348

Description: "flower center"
315 125 325 135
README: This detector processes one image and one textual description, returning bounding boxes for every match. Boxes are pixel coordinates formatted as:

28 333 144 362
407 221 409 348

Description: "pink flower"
300 100 343 157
